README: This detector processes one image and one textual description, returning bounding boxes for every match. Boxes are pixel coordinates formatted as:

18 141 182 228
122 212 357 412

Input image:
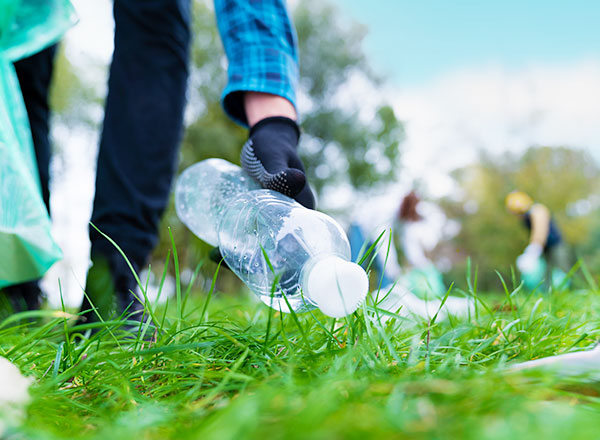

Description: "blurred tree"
49 46 80 116
49 45 100 131
155 0 404 280
176 0 404 192
294 1 404 193
440 146 600 290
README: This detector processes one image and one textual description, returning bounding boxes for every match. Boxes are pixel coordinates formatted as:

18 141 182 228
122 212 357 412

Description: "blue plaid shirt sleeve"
214 0 299 127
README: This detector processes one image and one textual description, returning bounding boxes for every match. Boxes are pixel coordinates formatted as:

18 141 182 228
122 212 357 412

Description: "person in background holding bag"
5 0 314 325
348 191 446 298
505 191 570 289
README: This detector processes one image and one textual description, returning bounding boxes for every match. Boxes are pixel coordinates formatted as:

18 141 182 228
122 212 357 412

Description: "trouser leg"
89 0 191 269
14 44 57 213
548 243 571 273
544 243 572 290
83 0 190 323
545 243 572 290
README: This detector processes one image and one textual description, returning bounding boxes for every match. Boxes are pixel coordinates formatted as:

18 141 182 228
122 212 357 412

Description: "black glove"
241 116 315 209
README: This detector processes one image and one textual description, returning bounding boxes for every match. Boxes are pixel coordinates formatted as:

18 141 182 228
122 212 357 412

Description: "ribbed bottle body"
175 158 260 246
218 190 351 313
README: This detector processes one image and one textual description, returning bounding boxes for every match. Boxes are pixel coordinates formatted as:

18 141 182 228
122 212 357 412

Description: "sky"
43 0 600 306
333 0 600 86
326 0 600 199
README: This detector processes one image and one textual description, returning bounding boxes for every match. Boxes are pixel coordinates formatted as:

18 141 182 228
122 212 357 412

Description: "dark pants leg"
80 0 190 323
89 0 191 269
544 243 572 290
4 45 58 311
14 44 56 214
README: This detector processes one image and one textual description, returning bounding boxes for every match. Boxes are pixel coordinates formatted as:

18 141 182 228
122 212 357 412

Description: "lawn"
2 262 600 440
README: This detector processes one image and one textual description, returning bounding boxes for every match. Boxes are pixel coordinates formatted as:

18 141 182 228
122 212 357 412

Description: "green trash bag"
404 264 447 299
520 258 572 291
520 257 547 290
1 0 76 61
551 268 570 290
0 0 76 288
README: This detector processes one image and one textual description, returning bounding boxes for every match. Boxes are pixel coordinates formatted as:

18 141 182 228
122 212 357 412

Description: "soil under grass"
2 268 600 440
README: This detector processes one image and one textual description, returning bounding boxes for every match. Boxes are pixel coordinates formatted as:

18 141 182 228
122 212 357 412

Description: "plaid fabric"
215 0 298 127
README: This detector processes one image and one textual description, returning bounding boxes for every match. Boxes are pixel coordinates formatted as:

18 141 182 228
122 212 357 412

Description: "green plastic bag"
551 268 570 290
0 0 76 287
404 264 447 299
520 258 570 291
1 0 77 62
520 257 546 290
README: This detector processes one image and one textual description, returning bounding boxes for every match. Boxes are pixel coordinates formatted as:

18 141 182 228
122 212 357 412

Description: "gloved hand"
241 116 315 209
516 243 543 273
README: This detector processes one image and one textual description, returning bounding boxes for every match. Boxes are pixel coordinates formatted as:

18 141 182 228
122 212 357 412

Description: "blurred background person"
348 191 446 298
348 190 472 320
505 190 571 289
396 191 446 298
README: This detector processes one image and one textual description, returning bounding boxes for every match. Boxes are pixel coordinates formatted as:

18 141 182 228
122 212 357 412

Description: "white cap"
303 256 369 318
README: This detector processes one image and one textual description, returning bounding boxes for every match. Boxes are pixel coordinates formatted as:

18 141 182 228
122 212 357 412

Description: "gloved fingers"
287 152 307 173
517 253 538 273
294 183 316 209
524 243 543 257
277 145 311 199
242 116 314 206
263 168 306 198
241 139 306 198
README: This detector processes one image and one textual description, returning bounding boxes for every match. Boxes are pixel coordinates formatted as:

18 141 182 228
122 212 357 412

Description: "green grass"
2 263 600 440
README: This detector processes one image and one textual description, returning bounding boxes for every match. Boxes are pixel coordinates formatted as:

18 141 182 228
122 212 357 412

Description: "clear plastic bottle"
175 158 260 247
175 159 368 317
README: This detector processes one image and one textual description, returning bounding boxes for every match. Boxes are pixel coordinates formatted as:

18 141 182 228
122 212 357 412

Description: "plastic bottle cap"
304 256 369 318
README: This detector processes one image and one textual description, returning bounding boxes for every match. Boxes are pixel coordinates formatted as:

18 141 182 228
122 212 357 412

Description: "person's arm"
244 92 296 127
214 0 299 127
529 204 551 248
516 203 550 272
214 0 314 208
